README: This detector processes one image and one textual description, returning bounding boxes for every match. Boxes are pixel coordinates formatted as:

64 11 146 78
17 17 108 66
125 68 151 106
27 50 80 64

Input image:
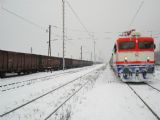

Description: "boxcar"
72 59 82 68
65 58 73 69
0 50 7 77
0 49 93 78
51 57 61 70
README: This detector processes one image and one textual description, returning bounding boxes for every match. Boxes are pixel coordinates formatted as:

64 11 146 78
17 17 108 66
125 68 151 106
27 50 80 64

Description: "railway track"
145 83 160 93
0 66 102 119
0 67 89 92
105 67 160 120
44 78 91 120
127 83 160 120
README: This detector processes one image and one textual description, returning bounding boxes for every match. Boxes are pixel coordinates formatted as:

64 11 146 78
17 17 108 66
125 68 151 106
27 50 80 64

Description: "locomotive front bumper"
116 64 155 82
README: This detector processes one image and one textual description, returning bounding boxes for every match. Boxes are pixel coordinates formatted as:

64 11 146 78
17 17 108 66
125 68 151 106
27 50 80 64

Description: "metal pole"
48 25 51 57
94 40 96 62
91 32 96 63
81 46 82 60
31 47 32 54
62 0 65 70
159 43 160 60
91 52 92 61
150 31 152 37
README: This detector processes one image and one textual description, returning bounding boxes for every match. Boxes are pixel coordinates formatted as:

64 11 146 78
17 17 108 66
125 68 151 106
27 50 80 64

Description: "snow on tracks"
127 82 160 120
71 65 159 120
0 64 104 120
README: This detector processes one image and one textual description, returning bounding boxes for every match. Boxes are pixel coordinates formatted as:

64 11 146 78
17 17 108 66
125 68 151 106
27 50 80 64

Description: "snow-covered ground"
0 64 105 120
71 65 160 120
1 64 160 120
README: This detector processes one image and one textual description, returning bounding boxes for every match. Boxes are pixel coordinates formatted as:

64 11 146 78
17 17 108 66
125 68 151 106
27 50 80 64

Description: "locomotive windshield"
138 41 154 49
118 41 135 50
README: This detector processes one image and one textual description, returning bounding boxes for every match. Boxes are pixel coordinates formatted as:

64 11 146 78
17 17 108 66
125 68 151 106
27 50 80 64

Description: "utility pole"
159 42 160 62
91 32 96 63
150 31 153 37
48 25 51 57
94 40 96 62
62 0 65 70
30 47 32 54
91 52 92 61
80 46 82 60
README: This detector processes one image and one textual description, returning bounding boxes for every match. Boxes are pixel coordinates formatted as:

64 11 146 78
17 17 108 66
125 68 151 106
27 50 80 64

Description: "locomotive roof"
116 37 154 42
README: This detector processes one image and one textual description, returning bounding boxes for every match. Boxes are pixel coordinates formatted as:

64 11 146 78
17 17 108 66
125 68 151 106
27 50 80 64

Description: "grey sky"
0 0 160 62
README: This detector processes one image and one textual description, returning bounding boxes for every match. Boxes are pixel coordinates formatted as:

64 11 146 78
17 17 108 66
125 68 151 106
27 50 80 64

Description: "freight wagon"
0 50 93 78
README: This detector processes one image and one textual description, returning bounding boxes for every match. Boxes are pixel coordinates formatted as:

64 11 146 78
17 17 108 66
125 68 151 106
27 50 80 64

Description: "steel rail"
0 68 83 92
145 83 160 93
0 68 96 118
44 78 91 120
127 83 160 120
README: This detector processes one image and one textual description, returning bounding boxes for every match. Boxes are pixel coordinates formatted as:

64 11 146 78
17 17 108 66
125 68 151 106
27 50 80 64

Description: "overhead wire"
1 6 67 38
1 2 92 42
128 1 144 28
1 6 47 32
65 0 92 37
153 32 160 37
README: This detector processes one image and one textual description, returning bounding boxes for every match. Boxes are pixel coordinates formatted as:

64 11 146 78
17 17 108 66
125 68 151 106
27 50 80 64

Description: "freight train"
0 50 93 78
110 30 155 82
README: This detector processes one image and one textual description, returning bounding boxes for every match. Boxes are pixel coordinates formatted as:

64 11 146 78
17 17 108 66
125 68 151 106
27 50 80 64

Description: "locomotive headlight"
147 56 150 62
124 56 128 62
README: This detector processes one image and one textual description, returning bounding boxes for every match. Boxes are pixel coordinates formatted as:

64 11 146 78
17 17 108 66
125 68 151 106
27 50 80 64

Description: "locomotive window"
138 41 154 49
114 44 117 53
118 42 135 50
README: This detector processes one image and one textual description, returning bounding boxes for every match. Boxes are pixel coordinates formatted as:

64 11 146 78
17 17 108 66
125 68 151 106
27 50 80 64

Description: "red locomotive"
110 30 155 82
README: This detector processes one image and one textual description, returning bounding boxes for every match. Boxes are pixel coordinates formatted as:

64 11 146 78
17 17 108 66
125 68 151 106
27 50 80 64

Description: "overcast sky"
0 0 160 62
